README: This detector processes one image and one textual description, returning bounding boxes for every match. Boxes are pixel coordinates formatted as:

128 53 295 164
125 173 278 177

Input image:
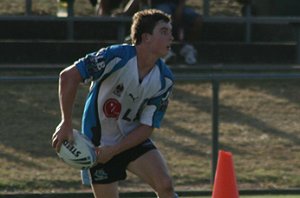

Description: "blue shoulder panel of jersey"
75 44 136 82
156 59 174 90
107 44 136 60
148 59 174 128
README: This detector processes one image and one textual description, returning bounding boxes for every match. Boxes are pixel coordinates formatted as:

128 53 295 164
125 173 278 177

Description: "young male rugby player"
52 9 178 198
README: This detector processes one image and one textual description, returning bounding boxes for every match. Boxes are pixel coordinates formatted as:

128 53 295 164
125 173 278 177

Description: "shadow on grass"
172 86 300 146
0 83 87 158
0 150 44 170
0 179 82 192
235 80 300 109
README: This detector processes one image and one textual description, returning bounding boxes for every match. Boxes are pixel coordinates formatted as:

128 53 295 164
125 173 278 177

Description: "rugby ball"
57 129 97 169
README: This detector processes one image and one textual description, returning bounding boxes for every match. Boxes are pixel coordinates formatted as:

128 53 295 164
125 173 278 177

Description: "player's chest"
109 65 161 101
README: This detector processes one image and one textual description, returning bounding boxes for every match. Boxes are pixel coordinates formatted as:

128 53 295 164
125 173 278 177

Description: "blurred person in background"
96 0 126 15
96 0 146 16
151 0 202 65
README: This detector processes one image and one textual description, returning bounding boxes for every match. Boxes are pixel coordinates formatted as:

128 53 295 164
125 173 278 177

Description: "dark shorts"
90 139 156 184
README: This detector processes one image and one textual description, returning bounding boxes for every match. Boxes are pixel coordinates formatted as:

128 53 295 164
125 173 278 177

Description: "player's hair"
131 9 171 45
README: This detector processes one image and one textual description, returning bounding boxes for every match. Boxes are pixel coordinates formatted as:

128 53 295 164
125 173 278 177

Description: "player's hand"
95 146 117 164
52 121 74 153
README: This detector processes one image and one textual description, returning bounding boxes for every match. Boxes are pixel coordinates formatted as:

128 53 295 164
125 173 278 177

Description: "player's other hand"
95 146 117 164
52 121 74 153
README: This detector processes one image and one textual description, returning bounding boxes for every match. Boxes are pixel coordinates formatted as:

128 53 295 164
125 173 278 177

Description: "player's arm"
52 65 82 152
96 124 154 164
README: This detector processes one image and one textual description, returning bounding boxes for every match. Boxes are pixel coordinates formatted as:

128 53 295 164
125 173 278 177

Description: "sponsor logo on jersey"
129 93 139 102
103 98 122 118
87 52 106 73
113 83 124 97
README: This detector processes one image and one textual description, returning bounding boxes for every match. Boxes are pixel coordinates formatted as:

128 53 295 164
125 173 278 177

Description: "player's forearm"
113 124 154 155
58 65 82 124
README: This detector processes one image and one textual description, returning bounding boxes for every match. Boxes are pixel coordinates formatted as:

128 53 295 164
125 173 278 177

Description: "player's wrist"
111 144 122 156
59 118 72 128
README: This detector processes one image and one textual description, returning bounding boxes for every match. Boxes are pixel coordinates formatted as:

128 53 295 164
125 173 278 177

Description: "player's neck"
135 45 157 80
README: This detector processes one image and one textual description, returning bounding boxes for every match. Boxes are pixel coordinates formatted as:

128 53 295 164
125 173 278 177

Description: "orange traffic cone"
212 150 239 198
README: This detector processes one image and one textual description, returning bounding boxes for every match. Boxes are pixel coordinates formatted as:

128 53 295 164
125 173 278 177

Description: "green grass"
0 79 299 193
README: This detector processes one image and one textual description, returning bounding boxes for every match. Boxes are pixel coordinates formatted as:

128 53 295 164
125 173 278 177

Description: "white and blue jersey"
75 44 174 146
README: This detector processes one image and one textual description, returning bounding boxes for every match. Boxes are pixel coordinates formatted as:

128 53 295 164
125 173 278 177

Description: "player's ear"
141 33 151 43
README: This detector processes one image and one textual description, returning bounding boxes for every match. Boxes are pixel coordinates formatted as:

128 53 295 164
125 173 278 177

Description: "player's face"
148 20 174 58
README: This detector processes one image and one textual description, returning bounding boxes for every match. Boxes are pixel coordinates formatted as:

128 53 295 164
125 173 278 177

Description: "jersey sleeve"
74 48 108 83
74 45 134 83
140 61 174 128
140 86 173 128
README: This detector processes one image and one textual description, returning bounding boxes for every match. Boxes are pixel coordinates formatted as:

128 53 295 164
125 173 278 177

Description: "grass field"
0 76 299 193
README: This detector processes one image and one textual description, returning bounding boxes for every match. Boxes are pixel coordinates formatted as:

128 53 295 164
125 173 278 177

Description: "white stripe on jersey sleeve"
153 77 173 98
102 57 122 77
139 105 157 127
